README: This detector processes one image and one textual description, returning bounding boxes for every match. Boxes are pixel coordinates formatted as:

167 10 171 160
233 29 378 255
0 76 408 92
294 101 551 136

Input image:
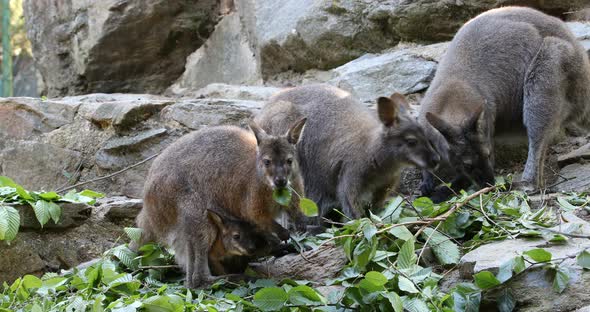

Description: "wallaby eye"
286 158 293 165
232 233 240 240
406 137 418 146
263 159 271 167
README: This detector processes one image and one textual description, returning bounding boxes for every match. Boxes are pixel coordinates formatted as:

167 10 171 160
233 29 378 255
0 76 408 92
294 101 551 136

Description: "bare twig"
138 265 180 270
56 154 159 193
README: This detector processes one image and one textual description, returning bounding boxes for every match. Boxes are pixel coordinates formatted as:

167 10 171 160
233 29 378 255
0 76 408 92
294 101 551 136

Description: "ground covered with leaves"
1 177 590 311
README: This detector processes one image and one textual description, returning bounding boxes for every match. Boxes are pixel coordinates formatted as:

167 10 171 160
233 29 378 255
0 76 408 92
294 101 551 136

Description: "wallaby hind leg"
337 177 362 219
521 37 571 190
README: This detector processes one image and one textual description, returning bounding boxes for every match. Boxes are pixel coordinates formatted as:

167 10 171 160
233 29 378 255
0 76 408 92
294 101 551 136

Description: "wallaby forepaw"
419 180 435 196
511 180 536 193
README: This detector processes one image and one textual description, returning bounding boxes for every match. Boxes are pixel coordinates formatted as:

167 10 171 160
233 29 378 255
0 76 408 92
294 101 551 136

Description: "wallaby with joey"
136 121 306 288
256 84 440 222
418 7 590 202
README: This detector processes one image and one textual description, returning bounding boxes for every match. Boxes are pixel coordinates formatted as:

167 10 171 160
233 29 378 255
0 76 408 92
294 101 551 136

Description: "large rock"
256 0 398 78
169 10 262 94
0 93 262 199
23 0 221 96
459 211 590 311
0 198 134 283
327 43 446 103
0 142 82 192
388 1 587 43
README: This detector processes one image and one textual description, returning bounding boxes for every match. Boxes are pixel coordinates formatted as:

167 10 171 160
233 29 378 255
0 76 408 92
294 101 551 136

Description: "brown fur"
136 122 305 288
419 7 590 201
256 84 439 221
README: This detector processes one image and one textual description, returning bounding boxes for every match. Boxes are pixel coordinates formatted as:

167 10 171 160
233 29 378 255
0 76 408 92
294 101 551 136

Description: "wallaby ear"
286 117 307 144
389 93 410 112
426 112 458 140
377 97 398 127
248 120 267 145
207 209 226 233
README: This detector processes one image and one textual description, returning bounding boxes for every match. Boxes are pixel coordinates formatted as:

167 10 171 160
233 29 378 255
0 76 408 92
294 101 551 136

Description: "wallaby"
206 209 270 276
136 121 306 288
418 7 590 201
256 84 440 221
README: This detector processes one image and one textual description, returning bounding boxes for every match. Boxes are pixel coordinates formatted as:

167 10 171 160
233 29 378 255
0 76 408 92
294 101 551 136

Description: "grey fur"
419 7 590 198
256 84 439 221
136 123 305 288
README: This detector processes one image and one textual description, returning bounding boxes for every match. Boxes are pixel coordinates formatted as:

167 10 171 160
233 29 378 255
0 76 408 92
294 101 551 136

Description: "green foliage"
272 188 292 207
3 182 589 311
0 176 104 242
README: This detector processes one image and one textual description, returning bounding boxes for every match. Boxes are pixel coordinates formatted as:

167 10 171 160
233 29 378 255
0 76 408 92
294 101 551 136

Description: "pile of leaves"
1 179 590 311
0 176 104 243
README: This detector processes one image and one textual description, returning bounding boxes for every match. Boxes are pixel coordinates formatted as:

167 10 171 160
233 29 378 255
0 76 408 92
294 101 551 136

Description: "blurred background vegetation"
0 0 35 97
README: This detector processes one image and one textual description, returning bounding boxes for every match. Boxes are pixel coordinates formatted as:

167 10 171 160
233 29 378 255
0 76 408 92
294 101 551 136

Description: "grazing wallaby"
419 7 590 200
136 121 306 287
256 84 440 221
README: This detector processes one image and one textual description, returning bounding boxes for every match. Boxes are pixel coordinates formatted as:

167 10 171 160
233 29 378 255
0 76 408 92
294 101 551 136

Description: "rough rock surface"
23 0 221 96
0 198 137 283
458 211 590 311
327 43 447 103
0 93 263 198
169 9 262 93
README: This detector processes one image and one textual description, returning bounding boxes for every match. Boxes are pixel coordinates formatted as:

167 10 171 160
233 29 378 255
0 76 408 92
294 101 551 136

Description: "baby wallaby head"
425 104 495 188
249 118 306 190
376 93 440 170
207 209 261 257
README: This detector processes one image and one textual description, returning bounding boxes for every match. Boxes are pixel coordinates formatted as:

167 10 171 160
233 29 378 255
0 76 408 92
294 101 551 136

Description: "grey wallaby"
419 7 590 201
256 84 440 221
136 121 306 288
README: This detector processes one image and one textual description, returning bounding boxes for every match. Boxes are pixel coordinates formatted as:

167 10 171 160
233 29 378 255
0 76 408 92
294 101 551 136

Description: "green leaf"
552 267 570 293
364 271 387 287
362 222 378 241
557 197 578 211
497 258 514 283
33 200 52 226
124 227 143 243
401 297 429 312
413 197 434 216
0 176 32 200
383 291 403 312
380 196 403 223
497 289 515 312
38 192 60 201
398 238 416 269
252 287 288 311
79 190 105 199
299 197 318 217
46 201 62 224
523 248 552 262
577 250 590 269
421 227 461 265
0 205 20 242
473 271 501 290
453 283 481 312
398 276 419 294
513 256 526 273
389 226 413 241
287 285 323 305
272 188 292 206
22 275 42 290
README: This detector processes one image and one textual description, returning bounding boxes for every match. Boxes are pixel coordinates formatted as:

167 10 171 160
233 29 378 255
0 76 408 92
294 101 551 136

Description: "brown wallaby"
256 84 440 221
206 209 270 276
418 7 590 201
136 121 306 287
